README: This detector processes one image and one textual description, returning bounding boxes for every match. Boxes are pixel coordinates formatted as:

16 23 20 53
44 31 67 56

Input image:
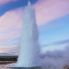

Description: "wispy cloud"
35 0 69 25
0 0 17 5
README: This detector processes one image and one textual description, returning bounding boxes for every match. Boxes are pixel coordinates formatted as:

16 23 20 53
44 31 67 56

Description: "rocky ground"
0 64 9 69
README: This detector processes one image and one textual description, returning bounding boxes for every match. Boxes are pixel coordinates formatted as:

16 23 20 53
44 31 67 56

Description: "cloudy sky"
0 0 69 54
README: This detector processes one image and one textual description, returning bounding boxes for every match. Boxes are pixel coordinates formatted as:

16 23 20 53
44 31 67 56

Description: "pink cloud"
0 8 23 41
35 0 69 25
0 45 18 54
0 0 17 5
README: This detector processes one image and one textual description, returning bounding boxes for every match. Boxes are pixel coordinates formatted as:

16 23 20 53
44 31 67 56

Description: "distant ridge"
0 53 17 56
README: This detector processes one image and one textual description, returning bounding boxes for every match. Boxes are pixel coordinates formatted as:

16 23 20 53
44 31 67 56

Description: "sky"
0 0 69 54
